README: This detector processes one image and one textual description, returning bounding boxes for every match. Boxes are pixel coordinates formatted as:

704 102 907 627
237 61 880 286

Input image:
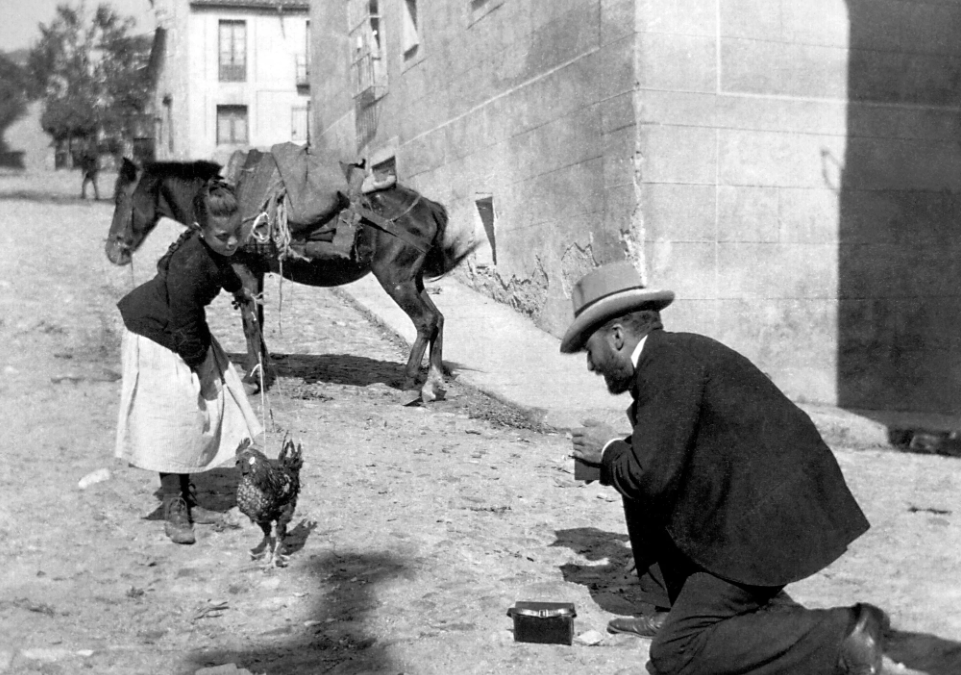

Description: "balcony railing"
295 54 309 87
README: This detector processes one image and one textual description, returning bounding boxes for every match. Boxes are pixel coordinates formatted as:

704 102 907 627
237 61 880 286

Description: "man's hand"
571 418 621 465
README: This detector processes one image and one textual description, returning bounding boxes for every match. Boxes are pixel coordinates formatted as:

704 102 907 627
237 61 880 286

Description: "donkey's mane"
142 160 223 182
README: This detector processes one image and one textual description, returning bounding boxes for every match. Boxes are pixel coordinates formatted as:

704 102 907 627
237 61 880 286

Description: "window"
217 105 248 144
475 194 496 267
402 0 419 57
296 20 310 87
219 20 246 82
348 0 387 100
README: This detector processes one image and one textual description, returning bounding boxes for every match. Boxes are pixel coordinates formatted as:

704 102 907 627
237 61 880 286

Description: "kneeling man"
563 261 887 675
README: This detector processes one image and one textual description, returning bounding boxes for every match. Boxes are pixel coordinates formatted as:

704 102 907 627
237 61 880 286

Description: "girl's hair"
156 228 196 273
193 178 239 230
156 179 239 272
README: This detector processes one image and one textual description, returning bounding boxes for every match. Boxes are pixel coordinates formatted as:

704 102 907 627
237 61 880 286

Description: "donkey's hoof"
420 379 446 403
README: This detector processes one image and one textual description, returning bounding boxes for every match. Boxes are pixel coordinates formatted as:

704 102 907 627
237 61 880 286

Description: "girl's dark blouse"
118 232 242 369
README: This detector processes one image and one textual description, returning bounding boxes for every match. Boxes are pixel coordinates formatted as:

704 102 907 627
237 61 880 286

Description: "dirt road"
1 170 959 675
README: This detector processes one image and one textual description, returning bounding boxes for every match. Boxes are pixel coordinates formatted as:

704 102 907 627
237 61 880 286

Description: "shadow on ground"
145 467 242 520
550 527 648 616
229 352 411 391
551 532 961 674
184 551 410 675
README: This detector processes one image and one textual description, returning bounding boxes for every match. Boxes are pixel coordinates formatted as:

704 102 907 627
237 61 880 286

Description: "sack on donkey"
270 142 348 227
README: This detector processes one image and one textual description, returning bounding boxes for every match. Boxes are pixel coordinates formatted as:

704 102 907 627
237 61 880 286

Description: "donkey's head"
105 157 224 266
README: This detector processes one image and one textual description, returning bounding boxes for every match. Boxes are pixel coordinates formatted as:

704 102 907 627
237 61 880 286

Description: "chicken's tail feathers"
279 432 304 473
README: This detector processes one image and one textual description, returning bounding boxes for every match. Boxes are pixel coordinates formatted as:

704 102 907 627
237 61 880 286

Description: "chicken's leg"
250 522 271 561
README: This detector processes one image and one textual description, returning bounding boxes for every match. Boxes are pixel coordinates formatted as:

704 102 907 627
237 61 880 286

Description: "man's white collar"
631 334 648 368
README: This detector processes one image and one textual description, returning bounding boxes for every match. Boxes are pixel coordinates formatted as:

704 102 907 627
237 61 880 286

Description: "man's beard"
603 364 634 395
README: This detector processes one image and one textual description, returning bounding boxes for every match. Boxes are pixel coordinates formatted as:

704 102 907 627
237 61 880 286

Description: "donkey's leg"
418 285 446 396
373 267 441 397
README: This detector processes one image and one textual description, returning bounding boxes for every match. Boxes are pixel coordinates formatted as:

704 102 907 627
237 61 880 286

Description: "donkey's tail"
423 199 480 279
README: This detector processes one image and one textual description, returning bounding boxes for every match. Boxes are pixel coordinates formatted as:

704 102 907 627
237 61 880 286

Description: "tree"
0 53 33 153
27 2 151 149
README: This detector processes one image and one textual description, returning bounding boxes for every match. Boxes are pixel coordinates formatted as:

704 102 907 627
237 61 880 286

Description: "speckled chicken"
235 436 304 568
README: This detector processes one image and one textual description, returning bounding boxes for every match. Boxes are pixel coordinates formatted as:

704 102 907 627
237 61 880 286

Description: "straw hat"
559 261 674 353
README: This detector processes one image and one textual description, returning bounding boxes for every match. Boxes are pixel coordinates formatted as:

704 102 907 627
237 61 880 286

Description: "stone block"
718 128 845 188
601 0 635 44
604 183 638 233
716 95 846 136
514 157 605 231
781 0 849 48
638 90 716 128
716 243 838 299
664 298 720 335
835 189 961 247
715 297 838 405
638 125 716 184
839 241 961 300
647 240 718 299
527 2 601 76
637 33 717 93
836 323 961 414
588 35 636 102
404 128 448 178
719 0 783 40
600 92 635 134
848 48 961 107
640 183 716 243
778 188 840 244
638 0 716 37
510 106 603 179
716 186 779 242
602 133 636 190
842 136 961 192
721 38 848 99
530 0 599 34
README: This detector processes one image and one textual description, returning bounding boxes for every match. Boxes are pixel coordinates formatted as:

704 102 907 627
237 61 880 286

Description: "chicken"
235 435 304 569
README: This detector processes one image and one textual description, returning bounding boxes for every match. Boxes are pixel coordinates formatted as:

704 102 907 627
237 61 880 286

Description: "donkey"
105 157 476 401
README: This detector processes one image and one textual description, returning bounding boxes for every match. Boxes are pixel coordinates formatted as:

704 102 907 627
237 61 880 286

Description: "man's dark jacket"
601 329 869 587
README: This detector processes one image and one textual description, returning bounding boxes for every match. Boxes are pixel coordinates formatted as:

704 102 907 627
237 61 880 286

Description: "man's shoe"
607 611 669 638
164 497 196 545
837 603 888 675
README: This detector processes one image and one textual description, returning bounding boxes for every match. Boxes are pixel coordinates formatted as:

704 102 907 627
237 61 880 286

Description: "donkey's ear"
120 157 140 180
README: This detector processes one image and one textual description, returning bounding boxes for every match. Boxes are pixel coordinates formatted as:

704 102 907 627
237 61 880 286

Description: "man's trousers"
623 499 854 675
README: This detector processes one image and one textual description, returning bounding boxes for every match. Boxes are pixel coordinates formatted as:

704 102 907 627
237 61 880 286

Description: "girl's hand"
231 288 262 310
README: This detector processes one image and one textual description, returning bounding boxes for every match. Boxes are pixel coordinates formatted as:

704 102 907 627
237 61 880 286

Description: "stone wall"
312 0 961 415
312 0 640 327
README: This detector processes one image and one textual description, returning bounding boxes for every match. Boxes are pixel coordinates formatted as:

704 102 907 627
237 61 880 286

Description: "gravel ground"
0 169 958 675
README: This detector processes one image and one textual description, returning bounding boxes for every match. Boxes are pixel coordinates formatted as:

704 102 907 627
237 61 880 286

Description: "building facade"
148 0 311 164
311 0 961 418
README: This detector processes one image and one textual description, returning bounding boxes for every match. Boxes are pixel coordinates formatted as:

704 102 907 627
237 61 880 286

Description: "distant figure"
78 143 100 200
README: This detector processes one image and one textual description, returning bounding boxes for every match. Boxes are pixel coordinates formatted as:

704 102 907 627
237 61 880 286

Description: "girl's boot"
180 474 223 525
160 473 196 545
